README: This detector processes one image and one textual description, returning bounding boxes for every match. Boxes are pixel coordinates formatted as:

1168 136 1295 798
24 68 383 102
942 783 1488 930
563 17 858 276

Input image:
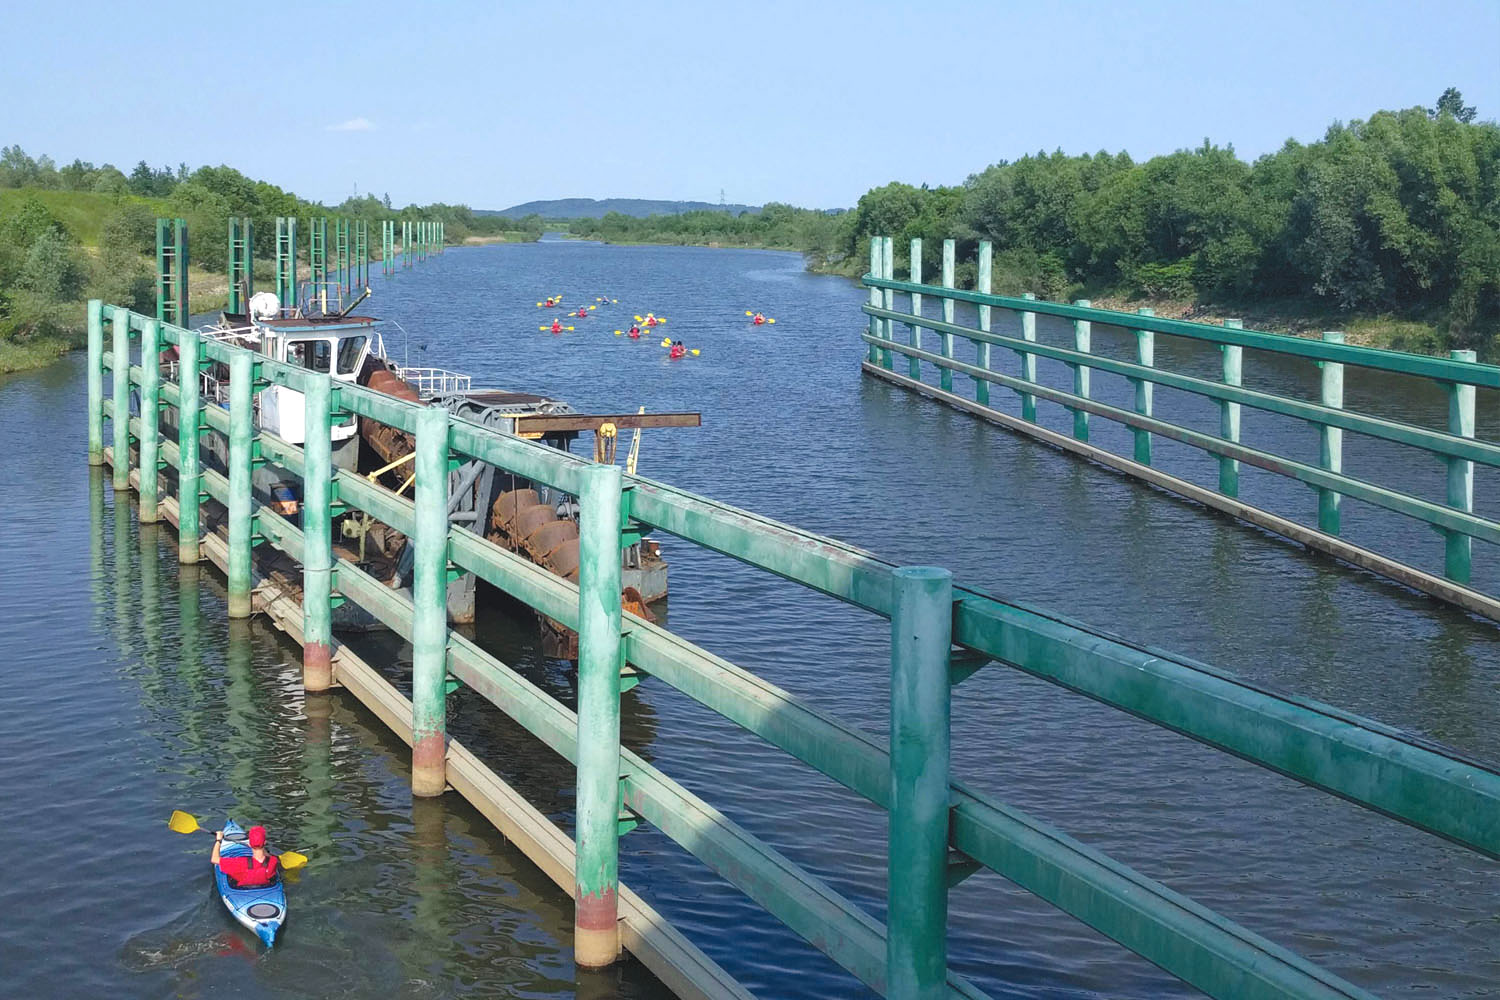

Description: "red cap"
247 825 267 848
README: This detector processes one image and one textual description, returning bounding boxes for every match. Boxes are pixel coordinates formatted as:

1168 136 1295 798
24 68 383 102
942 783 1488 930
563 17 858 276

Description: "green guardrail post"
177 328 202 564
887 565 953 1000
881 237 895 370
939 239 955 393
139 318 161 523
412 404 452 797
1071 300 1092 441
87 300 104 466
1020 293 1038 422
974 241 992 406
1220 319 1243 497
303 372 335 691
867 238 881 364
575 461 625 968
908 238 924 380
1132 308 1155 465
1318 332 1345 534
111 306 131 491
1445 350 1477 583
227 351 254 618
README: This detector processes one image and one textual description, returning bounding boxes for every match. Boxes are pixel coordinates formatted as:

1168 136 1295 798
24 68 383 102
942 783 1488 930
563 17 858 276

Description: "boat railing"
395 366 472 399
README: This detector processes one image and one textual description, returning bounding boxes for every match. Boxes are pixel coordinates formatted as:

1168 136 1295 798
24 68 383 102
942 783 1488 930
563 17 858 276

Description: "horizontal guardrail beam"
862 274 1500 388
863 305 1500 469
862 333 1500 546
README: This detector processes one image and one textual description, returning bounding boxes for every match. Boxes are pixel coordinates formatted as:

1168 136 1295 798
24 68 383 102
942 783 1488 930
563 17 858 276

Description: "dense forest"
575 91 1500 349
0 150 541 370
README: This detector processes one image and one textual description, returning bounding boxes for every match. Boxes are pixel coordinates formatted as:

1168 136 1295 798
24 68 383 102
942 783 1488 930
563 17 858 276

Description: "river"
1 238 1495 999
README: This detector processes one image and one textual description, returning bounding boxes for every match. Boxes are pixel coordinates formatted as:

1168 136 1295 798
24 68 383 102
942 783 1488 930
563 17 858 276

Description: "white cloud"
326 117 375 132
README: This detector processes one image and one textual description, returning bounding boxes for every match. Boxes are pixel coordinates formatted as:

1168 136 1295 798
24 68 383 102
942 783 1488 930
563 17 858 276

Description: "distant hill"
480 198 760 219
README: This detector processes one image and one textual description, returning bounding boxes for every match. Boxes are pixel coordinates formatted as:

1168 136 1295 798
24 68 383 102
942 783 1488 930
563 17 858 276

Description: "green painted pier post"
302 373 335 691
574 462 625 968
1020 293 1037 422
1220 320 1243 497
939 240 955 393
1318 331 1345 534
1071 300 1092 441
908 239 924 380
87 299 104 466
227 352 254 619
411 404 451 797
177 328 202 564
111 306 131 491
887 565 953 1000
1132 308 1155 465
975 241 992 406
276 217 298 311
880 237 895 370
138 319 161 523
1445 350 1477 583
867 238 881 364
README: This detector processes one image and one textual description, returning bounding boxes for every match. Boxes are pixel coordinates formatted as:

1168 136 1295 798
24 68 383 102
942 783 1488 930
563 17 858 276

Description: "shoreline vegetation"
564 91 1498 360
0 152 543 374
3 90 1495 373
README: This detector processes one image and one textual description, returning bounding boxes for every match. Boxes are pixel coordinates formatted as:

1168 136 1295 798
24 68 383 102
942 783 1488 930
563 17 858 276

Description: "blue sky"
5 0 1497 210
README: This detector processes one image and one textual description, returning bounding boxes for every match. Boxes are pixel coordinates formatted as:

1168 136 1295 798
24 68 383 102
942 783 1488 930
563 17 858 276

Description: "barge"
164 291 698 650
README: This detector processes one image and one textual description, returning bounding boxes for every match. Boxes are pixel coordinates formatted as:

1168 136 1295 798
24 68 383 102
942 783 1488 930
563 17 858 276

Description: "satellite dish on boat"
248 291 280 320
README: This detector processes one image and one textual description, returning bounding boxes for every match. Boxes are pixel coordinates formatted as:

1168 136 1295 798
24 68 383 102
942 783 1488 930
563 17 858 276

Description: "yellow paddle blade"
566 326 575 331
168 810 201 834
691 349 700 356
536 302 543 307
279 850 308 871
660 339 671 347
767 318 775 324
634 315 644 322
589 305 596 310
745 311 754 316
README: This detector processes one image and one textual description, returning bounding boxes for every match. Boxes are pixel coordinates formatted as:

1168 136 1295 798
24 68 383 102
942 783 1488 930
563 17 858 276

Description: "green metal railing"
89 300 1500 999
860 236 1500 620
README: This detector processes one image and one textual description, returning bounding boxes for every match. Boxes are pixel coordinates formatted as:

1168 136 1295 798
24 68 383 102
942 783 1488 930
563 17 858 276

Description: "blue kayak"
213 820 287 947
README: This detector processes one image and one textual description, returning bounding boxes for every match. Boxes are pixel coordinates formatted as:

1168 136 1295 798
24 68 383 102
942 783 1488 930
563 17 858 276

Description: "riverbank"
806 251 1489 359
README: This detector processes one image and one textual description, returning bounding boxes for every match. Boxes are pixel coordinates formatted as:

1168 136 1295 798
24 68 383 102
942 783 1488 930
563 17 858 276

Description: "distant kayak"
213 820 286 947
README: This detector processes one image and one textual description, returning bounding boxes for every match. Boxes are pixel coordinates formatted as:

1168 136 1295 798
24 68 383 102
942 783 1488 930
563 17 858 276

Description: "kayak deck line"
123 472 752 1000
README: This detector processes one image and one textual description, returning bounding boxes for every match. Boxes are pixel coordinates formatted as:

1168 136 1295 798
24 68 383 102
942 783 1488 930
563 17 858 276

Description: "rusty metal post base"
574 889 621 968
303 640 333 692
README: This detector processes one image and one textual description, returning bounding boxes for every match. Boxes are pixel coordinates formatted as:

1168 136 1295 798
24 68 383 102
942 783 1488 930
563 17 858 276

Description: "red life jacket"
221 853 279 887
669 346 685 359
551 321 562 332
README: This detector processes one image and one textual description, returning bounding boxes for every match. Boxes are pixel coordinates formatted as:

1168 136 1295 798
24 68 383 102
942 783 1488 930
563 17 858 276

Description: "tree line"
566 90 1497 346
842 89 1498 344
0 148 542 363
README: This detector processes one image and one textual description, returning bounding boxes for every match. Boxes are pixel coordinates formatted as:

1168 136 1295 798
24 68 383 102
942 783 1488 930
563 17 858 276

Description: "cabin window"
286 339 332 373
337 336 368 375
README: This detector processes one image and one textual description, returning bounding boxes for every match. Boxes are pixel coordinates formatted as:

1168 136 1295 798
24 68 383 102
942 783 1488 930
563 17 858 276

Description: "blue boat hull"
213 820 287 946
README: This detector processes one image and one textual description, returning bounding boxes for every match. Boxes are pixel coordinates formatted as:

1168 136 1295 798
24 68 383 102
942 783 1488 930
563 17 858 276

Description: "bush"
1132 260 1197 298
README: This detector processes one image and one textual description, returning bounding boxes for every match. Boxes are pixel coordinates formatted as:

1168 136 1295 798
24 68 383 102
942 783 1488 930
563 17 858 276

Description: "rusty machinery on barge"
171 291 698 654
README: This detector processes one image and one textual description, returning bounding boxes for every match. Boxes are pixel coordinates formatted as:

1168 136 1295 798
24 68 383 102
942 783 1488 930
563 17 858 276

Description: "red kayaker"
669 341 686 360
752 313 766 325
550 318 563 333
628 326 641 338
213 825 280 888
576 307 588 318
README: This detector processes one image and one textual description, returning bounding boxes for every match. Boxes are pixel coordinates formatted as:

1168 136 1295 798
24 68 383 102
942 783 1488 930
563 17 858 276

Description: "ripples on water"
1 241 1496 998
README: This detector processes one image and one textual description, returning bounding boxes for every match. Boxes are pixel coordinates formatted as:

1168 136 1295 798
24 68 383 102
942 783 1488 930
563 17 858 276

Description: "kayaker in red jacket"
213 825 280 887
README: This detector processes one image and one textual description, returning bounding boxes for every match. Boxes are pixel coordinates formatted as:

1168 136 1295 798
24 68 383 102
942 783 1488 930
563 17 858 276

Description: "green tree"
1431 87 1477 124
